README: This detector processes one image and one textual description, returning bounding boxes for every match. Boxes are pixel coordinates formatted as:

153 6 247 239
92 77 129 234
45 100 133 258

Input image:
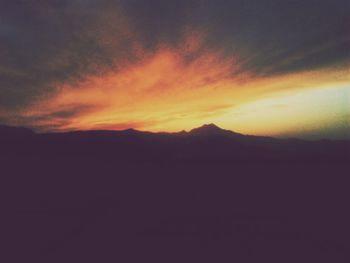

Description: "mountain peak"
189 123 228 135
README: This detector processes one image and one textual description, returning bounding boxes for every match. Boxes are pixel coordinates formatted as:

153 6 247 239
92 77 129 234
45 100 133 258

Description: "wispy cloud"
0 0 349 138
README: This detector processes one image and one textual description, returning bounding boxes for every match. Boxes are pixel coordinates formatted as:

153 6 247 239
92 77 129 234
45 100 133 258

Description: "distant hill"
2 123 350 263
189 123 236 136
0 125 34 137
0 123 349 162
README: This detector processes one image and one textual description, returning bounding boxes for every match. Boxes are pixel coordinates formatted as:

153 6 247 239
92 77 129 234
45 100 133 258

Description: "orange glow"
18 34 350 137
23 35 248 131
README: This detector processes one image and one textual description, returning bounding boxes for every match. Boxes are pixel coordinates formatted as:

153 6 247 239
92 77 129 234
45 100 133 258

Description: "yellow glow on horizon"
17 36 350 139
215 84 350 139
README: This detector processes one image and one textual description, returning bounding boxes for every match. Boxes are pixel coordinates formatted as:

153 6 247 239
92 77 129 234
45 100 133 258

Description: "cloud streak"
0 0 349 138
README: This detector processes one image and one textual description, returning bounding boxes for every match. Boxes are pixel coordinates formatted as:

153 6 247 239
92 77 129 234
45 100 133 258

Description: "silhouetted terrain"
1 124 350 262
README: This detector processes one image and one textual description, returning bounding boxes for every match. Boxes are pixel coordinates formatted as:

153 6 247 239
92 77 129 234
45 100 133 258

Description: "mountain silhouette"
1 123 350 263
0 124 34 138
189 123 233 135
0 123 349 161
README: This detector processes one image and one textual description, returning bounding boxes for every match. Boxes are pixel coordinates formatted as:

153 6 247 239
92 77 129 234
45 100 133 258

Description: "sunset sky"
0 0 349 139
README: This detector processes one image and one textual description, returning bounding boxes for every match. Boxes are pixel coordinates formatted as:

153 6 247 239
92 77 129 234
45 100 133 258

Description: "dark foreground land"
1 124 350 262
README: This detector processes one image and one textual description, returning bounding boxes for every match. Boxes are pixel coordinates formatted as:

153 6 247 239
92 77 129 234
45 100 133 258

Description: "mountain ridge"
0 123 349 143
0 123 349 162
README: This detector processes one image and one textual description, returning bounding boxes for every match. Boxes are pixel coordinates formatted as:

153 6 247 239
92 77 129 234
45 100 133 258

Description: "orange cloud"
15 33 350 138
22 34 252 132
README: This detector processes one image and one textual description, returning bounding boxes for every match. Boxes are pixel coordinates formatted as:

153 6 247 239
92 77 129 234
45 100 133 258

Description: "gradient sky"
0 0 349 139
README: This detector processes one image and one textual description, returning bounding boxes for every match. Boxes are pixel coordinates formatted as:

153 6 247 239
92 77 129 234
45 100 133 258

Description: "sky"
0 0 349 139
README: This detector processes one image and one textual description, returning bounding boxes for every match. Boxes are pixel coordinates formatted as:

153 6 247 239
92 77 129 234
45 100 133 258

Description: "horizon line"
1 123 348 142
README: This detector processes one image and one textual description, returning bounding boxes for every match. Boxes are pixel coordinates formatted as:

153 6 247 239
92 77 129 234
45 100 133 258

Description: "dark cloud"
0 0 134 110
0 0 349 113
0 103 100 131
193 0 350 75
